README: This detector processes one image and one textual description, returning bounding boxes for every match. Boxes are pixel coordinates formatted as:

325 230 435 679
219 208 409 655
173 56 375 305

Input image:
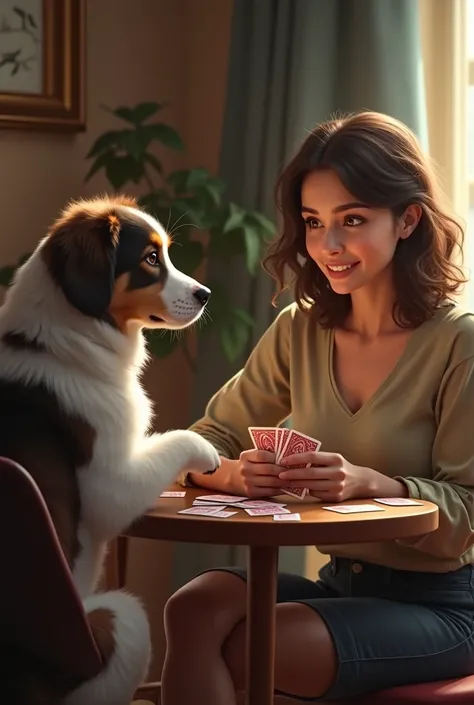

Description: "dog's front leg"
80 430 221 538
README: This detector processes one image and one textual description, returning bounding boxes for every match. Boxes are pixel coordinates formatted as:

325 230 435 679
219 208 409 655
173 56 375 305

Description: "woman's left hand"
278 451 407 502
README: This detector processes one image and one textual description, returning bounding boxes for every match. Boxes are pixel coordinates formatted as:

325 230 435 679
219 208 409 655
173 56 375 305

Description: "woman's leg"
162 568 334 705
163 561 474 704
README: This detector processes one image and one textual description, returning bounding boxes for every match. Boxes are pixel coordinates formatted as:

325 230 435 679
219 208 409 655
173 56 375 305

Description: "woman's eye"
304 217 322 230
145 251 159 266
344 215 365 227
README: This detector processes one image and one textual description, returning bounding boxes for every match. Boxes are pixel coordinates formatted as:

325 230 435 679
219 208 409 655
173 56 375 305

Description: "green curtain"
173 0 427 588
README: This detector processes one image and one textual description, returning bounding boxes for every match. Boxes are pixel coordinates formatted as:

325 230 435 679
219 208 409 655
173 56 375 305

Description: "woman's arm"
179 305 294 488
394 357 474 559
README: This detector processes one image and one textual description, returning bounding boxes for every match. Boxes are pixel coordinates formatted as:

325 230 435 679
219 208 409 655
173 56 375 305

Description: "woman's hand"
228 448 285 498
278 451 408 502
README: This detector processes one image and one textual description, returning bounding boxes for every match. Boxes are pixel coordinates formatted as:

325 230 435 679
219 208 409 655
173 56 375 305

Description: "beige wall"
0 0 233 678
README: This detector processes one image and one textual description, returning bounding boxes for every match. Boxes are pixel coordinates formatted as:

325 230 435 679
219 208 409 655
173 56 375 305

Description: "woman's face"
301 169 419 296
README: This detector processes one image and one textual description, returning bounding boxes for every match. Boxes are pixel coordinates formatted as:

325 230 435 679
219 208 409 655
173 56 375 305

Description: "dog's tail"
64 590 151 705
1 591 151 705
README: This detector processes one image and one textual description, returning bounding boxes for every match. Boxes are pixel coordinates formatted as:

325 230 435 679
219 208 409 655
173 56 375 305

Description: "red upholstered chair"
0 456 160 704
0 456 103 700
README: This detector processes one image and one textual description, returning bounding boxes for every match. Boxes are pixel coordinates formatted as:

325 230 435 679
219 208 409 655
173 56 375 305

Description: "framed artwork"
0 0 85 131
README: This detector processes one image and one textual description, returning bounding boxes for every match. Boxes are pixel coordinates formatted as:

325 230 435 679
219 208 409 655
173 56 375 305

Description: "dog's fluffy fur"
0 196 220 704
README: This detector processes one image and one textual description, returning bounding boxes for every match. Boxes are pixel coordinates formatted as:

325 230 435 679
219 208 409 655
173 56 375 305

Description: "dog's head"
40 196 211 332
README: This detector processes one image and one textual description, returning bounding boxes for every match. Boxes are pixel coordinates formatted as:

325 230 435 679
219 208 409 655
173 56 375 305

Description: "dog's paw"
166 430 221 474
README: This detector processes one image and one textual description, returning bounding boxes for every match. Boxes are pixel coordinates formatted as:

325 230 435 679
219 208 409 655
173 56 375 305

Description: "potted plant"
0 102 275 371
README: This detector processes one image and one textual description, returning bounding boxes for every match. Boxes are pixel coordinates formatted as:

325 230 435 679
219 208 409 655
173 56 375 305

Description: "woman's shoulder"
426 302 474 363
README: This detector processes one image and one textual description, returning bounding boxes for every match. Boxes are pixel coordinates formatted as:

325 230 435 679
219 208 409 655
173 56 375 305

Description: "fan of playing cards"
248 426 321 500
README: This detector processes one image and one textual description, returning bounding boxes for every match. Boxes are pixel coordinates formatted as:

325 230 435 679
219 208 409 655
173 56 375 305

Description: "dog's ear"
42 210 121 318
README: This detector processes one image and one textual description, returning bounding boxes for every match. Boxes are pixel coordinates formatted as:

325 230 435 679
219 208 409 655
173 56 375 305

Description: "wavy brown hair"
263 111 467 328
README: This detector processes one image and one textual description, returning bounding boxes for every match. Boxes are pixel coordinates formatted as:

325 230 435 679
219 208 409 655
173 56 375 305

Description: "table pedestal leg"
245 545 279 705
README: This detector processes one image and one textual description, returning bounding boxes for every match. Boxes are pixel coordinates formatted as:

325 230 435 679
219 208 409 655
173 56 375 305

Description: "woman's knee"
164 570 247 642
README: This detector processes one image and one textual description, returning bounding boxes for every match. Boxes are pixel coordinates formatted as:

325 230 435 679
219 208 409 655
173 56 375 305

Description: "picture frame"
0 0 85 131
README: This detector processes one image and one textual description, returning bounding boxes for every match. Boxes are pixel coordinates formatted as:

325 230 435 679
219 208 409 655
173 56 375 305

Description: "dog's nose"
193 286 211 307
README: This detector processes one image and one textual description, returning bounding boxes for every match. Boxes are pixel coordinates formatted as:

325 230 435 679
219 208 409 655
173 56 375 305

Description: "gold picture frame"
0 0 85 131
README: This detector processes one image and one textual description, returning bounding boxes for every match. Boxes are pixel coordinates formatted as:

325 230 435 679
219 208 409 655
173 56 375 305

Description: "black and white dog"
0 195 220 704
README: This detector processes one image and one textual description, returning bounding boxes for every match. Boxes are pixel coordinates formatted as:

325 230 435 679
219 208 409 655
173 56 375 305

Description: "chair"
0 456 157 704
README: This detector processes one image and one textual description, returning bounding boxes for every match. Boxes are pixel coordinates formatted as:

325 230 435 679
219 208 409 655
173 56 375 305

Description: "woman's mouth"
325 262 360 278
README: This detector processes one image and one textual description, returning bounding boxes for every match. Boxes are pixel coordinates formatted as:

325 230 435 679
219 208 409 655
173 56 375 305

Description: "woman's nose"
322 228 344 255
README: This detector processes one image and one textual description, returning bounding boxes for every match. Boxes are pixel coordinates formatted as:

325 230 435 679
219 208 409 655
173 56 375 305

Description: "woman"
162 111 474 703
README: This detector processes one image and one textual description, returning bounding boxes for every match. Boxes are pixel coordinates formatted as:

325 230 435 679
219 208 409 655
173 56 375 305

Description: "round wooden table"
124 486 439 705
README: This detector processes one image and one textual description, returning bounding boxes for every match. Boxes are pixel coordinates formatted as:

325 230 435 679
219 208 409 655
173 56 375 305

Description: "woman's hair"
263 111 467 328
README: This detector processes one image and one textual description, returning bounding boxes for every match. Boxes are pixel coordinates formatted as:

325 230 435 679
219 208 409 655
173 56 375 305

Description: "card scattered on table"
178 506 225 516
273 513 301 521
248 426 321 500
195 494 248 504
160 491 186 498
322 504 385 514
374 497 424 506
244 506 291 516
231 500 287 509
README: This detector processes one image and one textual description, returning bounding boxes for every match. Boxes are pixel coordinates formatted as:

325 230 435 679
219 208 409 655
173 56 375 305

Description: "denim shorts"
212 558 474 701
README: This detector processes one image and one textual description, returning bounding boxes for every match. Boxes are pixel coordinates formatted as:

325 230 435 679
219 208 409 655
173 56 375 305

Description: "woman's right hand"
227 449 284 498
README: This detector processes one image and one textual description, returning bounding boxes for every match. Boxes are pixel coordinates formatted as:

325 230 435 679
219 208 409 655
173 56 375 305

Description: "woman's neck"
345 277 399 340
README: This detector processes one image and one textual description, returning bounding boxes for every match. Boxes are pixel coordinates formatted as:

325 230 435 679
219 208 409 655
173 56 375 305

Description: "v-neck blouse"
188 302 474 572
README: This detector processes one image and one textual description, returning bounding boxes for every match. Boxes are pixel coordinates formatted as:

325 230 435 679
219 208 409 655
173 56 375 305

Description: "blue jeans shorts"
212 558 474 701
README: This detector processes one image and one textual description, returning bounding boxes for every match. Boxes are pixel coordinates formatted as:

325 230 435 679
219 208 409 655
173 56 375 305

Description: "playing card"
278 429 321 465
276 428 289 459
374 498 424 506
277 430 321 500
278 486 308 500
322 504 385 514
232 500 287 509
248 427 278 454
209 510 238 518
178 506 225 516
273 513 301 521
193 499 226 509
160 491 186 498
244 506 291 516
195 494 248 504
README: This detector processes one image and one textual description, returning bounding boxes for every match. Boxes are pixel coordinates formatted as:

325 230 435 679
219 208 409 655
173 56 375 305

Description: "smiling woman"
161 110 474 704
263 111 466 329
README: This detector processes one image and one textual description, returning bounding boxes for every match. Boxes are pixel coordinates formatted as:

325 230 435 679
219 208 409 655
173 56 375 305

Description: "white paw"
166 430 221 474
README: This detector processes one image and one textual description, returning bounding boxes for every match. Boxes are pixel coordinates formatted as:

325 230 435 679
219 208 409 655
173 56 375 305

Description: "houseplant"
0 102 276 372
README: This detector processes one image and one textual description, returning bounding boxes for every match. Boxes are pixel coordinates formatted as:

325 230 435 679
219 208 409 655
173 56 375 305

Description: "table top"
124 484 439 547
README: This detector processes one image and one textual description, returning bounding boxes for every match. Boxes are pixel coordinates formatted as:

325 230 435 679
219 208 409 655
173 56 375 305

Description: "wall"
0 0 233 678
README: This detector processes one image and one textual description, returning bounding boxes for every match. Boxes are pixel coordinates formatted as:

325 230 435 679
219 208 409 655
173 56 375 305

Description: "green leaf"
219 308 254 362
223 202 245 233
143 152 162 174
205 279 231 324
105 154 143 190
241 223 263 274
142 123 184 151
247 210 276 238
168 239 204 276
145 331 180 358
86 130 123 158
138 189 169 212
167 168 215 194
119 129 149 160
113 102 162 125
232 307 254 327
84 150 114 182
185 168 213 189
201 181 224 206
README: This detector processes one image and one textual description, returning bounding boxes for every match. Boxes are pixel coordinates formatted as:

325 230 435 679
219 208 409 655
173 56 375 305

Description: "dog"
0 195 221 704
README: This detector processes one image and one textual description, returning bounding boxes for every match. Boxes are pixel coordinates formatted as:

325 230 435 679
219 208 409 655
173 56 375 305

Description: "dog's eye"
145 251 160 267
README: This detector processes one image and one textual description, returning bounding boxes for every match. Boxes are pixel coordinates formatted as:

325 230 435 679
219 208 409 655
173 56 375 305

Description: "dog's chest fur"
0 322 153 595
